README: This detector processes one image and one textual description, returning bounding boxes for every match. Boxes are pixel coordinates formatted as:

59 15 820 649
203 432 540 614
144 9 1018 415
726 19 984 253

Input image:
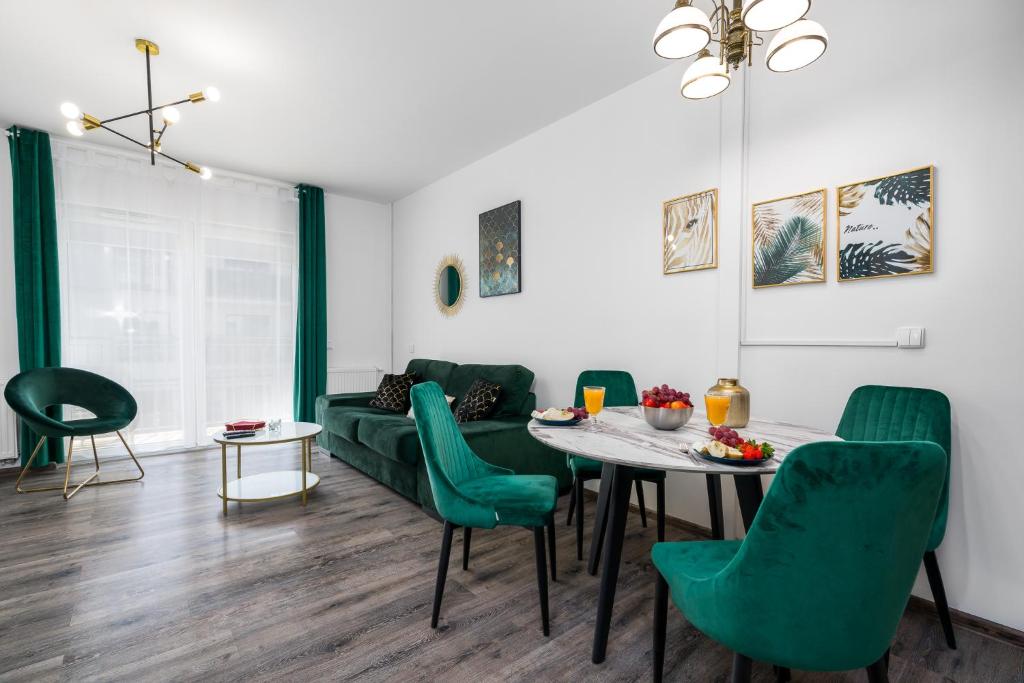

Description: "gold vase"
706 378 750 428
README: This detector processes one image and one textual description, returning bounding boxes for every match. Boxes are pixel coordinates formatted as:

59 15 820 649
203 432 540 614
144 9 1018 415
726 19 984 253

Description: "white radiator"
0 381 19 464
327 367 384 394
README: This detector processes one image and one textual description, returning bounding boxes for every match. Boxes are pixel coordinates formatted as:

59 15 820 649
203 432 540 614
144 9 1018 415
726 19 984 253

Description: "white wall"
324 192 392 372
392 0 1024 631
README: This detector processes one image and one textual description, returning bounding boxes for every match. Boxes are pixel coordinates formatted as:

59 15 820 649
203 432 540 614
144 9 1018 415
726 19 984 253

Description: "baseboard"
576 489 1024 650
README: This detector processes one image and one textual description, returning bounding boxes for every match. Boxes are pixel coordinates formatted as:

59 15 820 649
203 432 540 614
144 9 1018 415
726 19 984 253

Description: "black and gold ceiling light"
61 38 219 179
652 0 828 100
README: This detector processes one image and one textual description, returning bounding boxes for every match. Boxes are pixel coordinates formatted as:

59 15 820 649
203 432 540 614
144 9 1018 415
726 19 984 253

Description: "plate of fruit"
640 385 694 431
531 407 588 426
694 426 775 466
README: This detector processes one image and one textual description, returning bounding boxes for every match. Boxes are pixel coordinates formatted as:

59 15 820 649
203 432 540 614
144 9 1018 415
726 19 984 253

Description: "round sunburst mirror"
434 255 465 317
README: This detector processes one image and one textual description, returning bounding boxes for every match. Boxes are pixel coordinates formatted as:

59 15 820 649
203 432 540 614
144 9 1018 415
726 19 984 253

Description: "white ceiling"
0 0 673 201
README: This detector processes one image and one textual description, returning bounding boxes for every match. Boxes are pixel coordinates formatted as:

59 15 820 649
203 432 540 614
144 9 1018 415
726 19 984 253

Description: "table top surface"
528 407 840 474
213 421 322 446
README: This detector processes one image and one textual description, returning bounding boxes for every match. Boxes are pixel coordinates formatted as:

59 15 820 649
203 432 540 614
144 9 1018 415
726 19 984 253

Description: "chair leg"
63 436 100 500
431 521 455 628
865 652 889 683
653 572 668 683
922 550 957 649
635 479 648 527
731 653 753 683
566 479 577 526
546 516 557 581
462 527 472 571
532 526 550 636
575 476 585 561
656 478 666 543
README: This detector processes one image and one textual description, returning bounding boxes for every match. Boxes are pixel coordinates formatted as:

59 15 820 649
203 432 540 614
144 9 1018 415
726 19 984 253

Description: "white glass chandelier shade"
199 166 212 180
680 51 731 99
765 19 828 72
741 0 809 32
161 106 181 125
202 86 221 102
653 4 712 59
66 120 85 136
60 102 81 120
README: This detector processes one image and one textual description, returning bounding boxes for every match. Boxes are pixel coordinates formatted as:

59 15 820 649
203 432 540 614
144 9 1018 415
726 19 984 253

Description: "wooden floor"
0 446 1021 683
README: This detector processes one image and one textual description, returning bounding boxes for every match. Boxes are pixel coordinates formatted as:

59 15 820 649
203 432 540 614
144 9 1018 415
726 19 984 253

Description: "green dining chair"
836 385 955 649
565 370 666 561
5 367 144 500
411 380 558 636
651 440 946 683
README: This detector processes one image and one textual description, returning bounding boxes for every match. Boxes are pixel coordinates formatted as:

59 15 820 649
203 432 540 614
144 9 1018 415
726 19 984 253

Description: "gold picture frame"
751 188 827 289
434 254 466 317
663 188 718 274
836 165 934 282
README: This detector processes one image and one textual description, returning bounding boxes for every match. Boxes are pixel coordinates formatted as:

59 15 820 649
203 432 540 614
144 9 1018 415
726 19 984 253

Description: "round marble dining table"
528 406 841 664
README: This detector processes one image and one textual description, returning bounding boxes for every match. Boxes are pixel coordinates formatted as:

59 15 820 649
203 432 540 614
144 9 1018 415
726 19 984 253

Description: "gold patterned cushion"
369 372 418 413
454 378 502 423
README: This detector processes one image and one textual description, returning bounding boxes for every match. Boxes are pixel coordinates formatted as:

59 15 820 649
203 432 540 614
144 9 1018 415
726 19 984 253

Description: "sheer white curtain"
52 140 297 454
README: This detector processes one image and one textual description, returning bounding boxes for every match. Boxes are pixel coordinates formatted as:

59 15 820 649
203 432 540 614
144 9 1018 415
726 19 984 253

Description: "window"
53 142 297 454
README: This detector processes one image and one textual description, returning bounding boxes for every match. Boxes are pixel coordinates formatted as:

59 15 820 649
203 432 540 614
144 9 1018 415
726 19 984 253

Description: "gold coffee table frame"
213 422 323 516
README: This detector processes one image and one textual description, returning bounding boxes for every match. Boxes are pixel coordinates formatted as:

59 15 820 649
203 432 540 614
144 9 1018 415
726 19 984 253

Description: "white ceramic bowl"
641 404 694 431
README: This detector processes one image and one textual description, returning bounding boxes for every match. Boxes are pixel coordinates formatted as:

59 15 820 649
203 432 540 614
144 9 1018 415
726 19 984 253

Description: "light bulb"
202 86 221 102
680 50 731 99
60 102 80 119
765 19 828 72
741 0 809 32
66 120 85 137
199 166 212 180
653 2 712 59
161 106 181 125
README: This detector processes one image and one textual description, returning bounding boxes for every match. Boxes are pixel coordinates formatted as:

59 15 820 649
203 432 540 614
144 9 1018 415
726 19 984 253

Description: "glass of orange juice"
583 386 606 429
705 393 732 427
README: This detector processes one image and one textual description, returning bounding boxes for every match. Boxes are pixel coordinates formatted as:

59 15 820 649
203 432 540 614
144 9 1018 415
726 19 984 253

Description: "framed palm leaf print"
751 189 826 288
836 165 934 282
663 188 717 274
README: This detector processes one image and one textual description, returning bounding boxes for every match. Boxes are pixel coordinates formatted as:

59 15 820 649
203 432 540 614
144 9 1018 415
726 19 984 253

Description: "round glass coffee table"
213 421 323 516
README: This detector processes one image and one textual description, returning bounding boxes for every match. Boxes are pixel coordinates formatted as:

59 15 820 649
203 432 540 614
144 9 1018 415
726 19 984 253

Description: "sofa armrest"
315 392 375 449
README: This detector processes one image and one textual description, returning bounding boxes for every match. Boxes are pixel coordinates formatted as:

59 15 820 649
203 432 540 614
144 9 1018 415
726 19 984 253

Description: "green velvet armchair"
651 440 946 682
836 385 956 648
565 370 666 562
411 380 558 636
5 367 144 500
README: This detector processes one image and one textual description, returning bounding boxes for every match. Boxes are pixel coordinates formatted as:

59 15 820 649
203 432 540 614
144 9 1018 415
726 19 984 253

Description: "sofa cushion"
369 371 417 413
405 359 457 390
454 378 502 423
447 364 535 417
322 406 394 443
357 414 422 466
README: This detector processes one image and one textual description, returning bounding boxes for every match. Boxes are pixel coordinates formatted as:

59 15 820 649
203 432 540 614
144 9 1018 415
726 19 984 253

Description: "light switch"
327 339 334 351
408 343 415 354
896 327 925 349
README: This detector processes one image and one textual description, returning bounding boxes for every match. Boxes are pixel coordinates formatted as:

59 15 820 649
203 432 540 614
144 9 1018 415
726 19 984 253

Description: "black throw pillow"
454 378 502 424
369 372 418 413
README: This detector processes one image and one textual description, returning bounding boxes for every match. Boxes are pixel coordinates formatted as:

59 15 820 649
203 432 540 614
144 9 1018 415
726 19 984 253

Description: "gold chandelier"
59 38 220 178
653 0 828 99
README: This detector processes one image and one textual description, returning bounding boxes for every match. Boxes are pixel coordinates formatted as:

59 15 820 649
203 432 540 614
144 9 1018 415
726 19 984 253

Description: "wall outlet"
327 339 334 351
408 343 415 354
896 327 925 349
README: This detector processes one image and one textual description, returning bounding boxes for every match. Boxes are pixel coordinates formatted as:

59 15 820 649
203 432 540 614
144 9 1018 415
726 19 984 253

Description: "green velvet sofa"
315 359 571 513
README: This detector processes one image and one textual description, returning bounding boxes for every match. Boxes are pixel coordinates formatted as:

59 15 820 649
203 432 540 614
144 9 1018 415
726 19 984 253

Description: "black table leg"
587 462 616 576
592 464 634 664
705 473 725 540
734 474 764 532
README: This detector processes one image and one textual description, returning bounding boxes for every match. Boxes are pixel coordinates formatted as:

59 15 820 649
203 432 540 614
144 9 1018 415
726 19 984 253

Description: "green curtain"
293 184 327 422
7 126 63 466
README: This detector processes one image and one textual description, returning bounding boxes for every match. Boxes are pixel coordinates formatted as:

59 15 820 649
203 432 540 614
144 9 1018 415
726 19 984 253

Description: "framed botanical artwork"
663 188 718 274
751 188 826 288
479 200 521 297
836 165 934 282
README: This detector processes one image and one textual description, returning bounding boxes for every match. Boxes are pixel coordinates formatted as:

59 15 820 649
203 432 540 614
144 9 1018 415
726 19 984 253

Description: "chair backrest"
573 370 638 408
410 381 494 516
836 385 951 550
711 440 945 671
4 367 137 437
